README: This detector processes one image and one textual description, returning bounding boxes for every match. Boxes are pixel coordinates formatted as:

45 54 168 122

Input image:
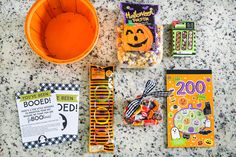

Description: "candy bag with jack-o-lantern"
116 2 163 68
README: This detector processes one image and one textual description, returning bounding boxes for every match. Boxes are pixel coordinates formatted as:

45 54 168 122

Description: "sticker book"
166 70 214 148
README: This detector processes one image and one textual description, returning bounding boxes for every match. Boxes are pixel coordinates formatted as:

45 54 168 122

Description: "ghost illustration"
171 127 180 139
38 135 47 144
205 119 211 128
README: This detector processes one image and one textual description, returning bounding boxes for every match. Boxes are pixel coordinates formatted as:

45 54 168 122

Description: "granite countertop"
0 0 236 156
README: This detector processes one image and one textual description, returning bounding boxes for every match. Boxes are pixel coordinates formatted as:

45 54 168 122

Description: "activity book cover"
166 70 214 148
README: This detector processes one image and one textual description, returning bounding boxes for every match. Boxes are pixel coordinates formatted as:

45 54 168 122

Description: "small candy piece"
152 100 160 111
147 110 154 119
141 105 150 112
148 101 156 109
143 120 158 126
133 121 143 126
117 38 122 43
181 31 187 50
133 106 142 115
117 27 123 33
147 100 160 119
141 111 148 117
176 32 181 50
135 114 144 121
154 113 163 121
188 31 193 50
124 117 134 124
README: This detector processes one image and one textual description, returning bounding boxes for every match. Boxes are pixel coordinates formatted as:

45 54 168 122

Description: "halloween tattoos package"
171 21 196 56
116 2 163 68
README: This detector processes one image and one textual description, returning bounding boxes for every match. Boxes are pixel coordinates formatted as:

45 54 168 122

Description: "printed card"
40 83 80 142
15 89 62 149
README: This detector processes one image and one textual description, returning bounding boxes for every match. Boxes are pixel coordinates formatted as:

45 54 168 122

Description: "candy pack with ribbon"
116 2 163 68
124 80 173 126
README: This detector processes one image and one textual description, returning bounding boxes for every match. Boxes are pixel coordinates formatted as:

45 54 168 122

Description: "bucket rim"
24 0 99 64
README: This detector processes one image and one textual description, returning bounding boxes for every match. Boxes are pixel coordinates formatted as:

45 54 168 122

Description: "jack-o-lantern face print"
122 24 153 52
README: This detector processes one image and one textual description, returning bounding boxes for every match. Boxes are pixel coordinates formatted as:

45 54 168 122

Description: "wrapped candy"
124 80 173 126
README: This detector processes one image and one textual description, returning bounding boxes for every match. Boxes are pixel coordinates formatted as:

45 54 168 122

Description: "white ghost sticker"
171 127 180 139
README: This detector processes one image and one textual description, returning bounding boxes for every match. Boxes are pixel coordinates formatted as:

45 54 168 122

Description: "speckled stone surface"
0 0 236 156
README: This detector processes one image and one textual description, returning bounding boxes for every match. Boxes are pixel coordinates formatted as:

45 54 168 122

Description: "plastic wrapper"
123 80 173 126
116 2 163 68
124 98 163 126
89 65 115 153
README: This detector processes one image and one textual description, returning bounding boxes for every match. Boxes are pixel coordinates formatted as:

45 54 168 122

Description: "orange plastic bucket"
25 0 99 64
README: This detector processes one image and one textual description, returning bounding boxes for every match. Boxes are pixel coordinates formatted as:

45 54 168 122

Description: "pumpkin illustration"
122 23 153 52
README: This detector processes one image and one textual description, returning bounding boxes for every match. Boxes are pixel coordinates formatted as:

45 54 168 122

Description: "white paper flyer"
15 89 62 149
